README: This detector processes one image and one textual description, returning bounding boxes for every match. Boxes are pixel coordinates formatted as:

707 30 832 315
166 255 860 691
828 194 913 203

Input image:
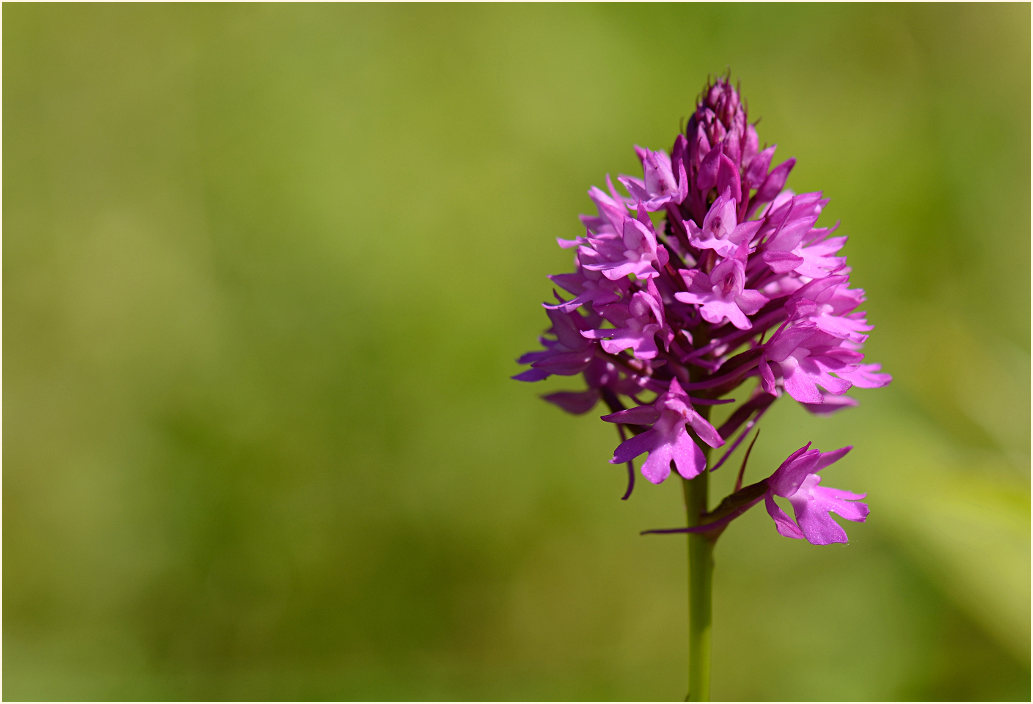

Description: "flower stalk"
684 457 713 701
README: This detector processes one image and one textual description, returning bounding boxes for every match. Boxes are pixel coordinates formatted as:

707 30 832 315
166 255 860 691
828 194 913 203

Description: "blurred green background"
4 3 1030 701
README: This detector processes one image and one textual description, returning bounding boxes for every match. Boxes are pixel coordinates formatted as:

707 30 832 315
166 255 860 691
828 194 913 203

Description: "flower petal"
611 429 656 465
765 494 804 540
641 441 675 484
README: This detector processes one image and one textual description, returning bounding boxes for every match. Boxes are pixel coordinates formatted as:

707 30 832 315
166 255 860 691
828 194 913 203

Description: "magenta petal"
736 289 768 316
678 268 711 290
698 144 723 191
702 299 751 330
601 332 658 359
801 396 859 415
814 369 852 396
611 429 656 465
783 365 824 404
746 145 775 185
812 445 852 473
784 474 867 545
688 413 724 449
754 157 795 204
716 154 742 202
674 290 705 306
641 442 674 484
602 406 661 426
838 363 893 389
765 494 804 540
670 429 706 480
765 326 815 363
768 444 817 497
812 485 869 522
762 250 805 274
543 390 599 414
759 361 778 396
790 495 849 544
512 368 549 382
618 175 650 204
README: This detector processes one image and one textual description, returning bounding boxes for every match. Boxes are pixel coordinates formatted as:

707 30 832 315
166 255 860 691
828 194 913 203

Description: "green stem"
683 444 714 702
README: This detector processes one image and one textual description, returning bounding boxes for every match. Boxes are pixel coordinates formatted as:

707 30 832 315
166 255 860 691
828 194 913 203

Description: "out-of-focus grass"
4 4 1029 701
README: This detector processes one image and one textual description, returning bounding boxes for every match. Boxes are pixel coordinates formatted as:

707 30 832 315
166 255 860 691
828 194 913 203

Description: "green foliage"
4 4 1029 700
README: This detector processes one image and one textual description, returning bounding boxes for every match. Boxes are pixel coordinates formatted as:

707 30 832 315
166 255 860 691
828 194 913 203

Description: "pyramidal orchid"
514 76 890 700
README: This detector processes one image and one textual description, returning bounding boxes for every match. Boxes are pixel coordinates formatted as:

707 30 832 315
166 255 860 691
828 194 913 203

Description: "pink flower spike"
516 76 890 549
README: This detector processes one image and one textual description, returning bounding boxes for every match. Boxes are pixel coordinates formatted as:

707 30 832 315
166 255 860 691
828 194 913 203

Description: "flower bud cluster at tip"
515 77 890 545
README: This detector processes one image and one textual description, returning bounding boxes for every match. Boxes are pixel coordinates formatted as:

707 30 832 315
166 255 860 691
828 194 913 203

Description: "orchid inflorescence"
515 77 890 545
